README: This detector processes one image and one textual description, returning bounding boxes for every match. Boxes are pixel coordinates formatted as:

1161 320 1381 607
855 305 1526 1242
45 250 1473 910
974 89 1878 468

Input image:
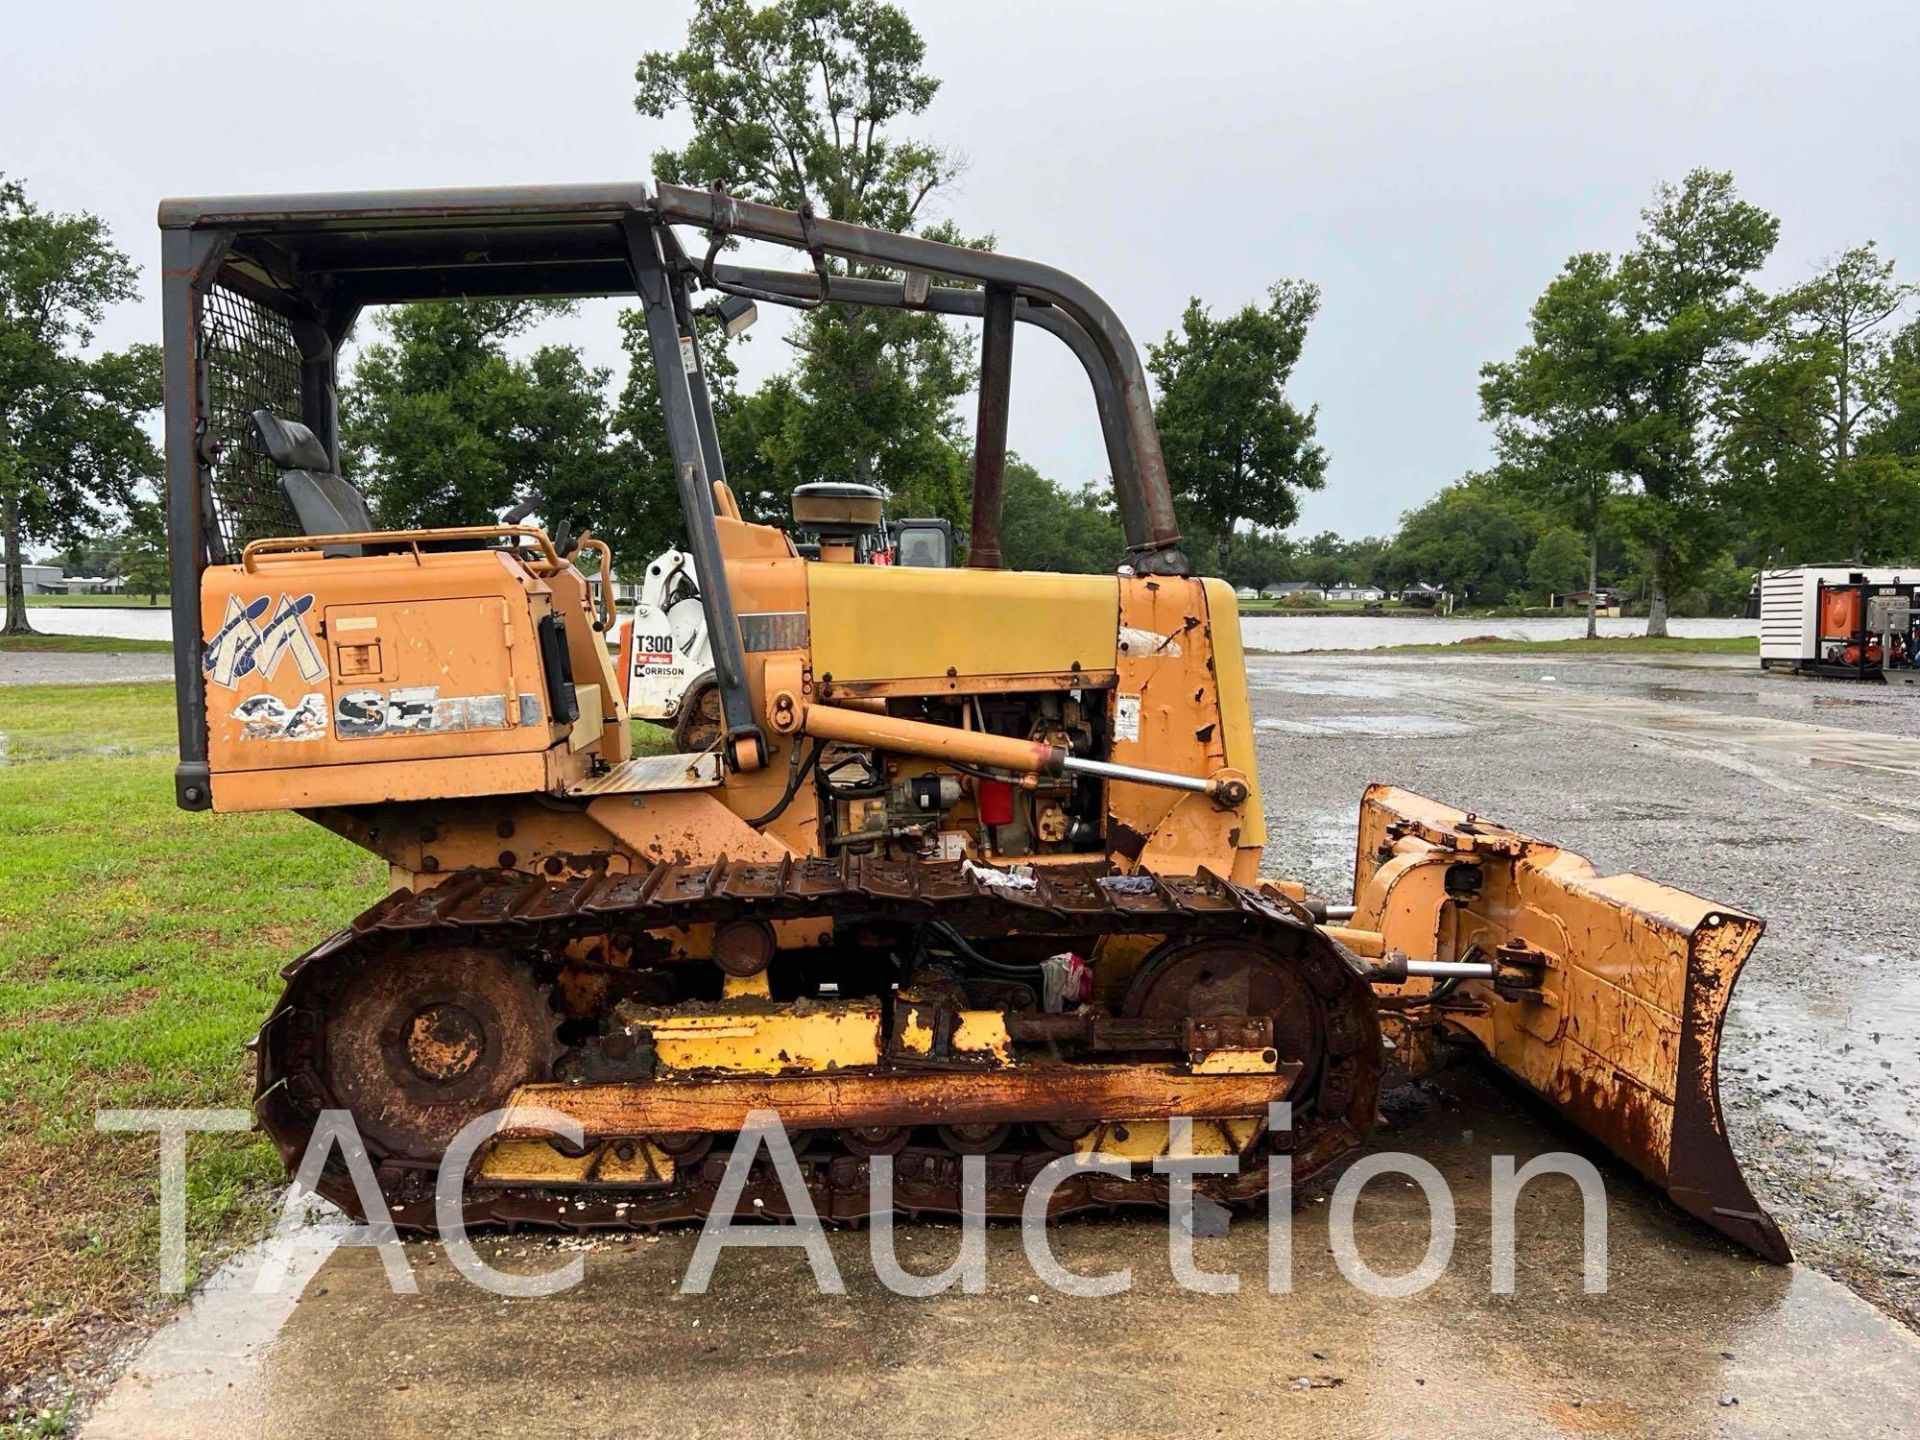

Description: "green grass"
0 682 673 1414
1329 634 1758 657
0 682 384 1410
0 633 172 655
0 684 181 762
2 1400 74 1439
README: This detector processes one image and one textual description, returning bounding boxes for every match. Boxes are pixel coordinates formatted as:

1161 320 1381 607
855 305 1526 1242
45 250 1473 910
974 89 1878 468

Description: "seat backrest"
282 468 377 539
250 410 376 553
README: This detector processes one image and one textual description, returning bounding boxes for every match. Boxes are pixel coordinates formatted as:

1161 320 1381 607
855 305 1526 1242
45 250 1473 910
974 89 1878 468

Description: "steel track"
254 856 1383 1232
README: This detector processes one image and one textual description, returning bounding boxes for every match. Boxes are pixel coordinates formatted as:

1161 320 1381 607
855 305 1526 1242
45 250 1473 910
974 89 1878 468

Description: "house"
1399 582 1444 609
1260 581 1324 600
1326 582 1385 603
21 562 64 595
1234 586 1258 601
54 575 126 595
1563 587 1626 610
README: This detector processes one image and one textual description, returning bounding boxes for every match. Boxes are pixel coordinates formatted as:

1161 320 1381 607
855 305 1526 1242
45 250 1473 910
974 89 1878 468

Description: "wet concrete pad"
85 1076 1920 1440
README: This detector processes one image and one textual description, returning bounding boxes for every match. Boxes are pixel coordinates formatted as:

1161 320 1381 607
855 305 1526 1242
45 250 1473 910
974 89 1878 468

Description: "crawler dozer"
158 182 1786 1261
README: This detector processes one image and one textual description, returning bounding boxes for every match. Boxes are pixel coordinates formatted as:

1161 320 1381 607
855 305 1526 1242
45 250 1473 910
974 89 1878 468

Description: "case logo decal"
233 692 329 741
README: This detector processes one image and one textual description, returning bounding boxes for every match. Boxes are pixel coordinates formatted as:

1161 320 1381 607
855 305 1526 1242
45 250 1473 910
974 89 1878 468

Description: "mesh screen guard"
198 284 304 559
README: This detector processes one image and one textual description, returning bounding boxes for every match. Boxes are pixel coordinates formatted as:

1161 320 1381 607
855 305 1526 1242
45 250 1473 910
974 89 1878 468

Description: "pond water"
29 606 1759 655
1239 613 1757 653
31 606 173 641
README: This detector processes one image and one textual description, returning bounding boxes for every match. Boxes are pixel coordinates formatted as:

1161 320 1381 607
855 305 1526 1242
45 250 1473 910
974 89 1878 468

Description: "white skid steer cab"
617 546 716 750
619 483 959 750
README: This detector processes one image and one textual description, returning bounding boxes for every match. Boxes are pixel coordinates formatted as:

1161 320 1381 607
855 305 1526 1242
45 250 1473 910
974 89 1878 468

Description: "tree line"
4 2 1916 639
337 0 1331 585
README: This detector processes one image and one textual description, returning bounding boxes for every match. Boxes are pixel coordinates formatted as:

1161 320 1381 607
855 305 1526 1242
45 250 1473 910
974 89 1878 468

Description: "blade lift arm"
762 672 1249 809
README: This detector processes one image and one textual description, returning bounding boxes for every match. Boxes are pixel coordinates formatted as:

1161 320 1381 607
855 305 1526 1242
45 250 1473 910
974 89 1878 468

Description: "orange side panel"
211 752 556 813
199 549 564 811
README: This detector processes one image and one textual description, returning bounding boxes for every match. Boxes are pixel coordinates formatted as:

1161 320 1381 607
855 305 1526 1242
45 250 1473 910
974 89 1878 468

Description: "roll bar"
695 258 1147 557
650 183 1186 571
158 180 1187 805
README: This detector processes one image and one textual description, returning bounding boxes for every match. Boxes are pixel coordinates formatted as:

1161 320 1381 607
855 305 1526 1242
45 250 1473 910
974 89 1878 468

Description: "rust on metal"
1350 784 1789 1264
254 856 1382 1233
496 1064 1301 1139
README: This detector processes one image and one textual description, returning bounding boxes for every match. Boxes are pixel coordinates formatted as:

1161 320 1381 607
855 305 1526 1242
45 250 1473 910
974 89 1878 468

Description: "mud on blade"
1350 785 1788 1264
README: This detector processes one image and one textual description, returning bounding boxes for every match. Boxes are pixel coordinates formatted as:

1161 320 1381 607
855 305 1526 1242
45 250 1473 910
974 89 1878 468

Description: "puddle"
1474 686 1920 781
1255 714 1474 738
1249 676 1410 702
1239 613 1757 653
1643 685 1735 702
1727 955 1920 1203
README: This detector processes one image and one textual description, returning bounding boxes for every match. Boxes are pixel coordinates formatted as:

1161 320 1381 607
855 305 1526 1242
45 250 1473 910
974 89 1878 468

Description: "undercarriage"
257 858 1382 1229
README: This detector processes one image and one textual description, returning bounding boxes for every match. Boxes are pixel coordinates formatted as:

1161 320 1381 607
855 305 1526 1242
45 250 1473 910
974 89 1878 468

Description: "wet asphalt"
1248 650 1920 1329
83 1069 1920 1440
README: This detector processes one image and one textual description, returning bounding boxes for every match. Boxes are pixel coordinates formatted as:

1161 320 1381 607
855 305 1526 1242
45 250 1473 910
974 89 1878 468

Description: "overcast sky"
9 0 1917 537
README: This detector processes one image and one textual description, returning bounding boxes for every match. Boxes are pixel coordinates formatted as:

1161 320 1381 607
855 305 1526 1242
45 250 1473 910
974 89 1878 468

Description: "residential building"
1326 582 1385 603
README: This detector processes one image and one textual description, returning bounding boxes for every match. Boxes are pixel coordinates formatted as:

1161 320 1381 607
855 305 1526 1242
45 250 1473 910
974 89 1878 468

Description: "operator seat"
251 410 375 556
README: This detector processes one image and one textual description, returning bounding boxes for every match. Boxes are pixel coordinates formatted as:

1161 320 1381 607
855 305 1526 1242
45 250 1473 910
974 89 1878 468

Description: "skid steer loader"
158 181 1786 1261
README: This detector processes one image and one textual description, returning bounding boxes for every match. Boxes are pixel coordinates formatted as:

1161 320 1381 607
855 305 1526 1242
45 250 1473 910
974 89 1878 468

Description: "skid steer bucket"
1350 786 1788 1263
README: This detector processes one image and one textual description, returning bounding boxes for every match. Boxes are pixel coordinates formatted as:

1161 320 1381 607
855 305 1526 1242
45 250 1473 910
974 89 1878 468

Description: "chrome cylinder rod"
1405 960 1496 980
1061 755 1212 794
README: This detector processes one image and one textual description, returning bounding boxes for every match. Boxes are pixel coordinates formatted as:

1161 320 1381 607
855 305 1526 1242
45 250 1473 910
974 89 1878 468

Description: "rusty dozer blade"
1349 785 1789 1264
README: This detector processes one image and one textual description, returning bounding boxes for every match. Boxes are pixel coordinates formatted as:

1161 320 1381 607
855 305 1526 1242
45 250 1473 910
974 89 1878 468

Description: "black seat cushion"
281 468 377 539
250 409 376 553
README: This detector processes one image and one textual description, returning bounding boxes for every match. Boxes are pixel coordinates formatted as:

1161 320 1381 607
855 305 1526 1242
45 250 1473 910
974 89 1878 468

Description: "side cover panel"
808 563 1118 685
199 549 560 811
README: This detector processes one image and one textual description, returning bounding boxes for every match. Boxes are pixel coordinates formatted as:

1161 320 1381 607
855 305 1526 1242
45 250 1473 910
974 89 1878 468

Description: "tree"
999 460 1124 572
636 0 977 501
1480 258 1627 635
1147 281 1328 574
595 307 795 571
1526 525 1589 601
1221 528 1297 590
342 301 614 534
1718 244 1919 563
1380 481 1532 603
122 488 170 605
1863 315 1920 480
1480 171 1778 635
0 177 160 634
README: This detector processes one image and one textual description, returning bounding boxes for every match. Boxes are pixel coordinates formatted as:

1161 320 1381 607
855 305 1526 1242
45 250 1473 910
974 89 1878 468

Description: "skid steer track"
255 857 1383 1233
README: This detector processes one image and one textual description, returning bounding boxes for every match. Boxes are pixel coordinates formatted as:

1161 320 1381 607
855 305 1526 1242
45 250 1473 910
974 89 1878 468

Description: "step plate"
565 751 722 797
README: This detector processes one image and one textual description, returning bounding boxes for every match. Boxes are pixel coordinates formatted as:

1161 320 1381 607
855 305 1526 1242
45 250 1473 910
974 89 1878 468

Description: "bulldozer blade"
1353 785 1789 1264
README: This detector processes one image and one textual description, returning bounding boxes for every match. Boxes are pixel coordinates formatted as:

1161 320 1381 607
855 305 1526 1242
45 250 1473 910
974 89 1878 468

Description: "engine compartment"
821 690 1111 862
